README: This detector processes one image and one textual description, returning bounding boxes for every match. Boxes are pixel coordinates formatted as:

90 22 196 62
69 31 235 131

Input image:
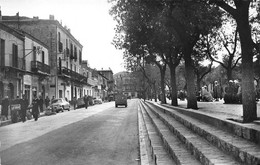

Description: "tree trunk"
184 46 198 109
237 16 257 122
169 65 178 106
160 66 167 104
196 73 201 94
153 82 157 102
227 68 233 81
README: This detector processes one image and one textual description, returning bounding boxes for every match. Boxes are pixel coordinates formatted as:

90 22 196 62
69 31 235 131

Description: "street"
0 99 139 165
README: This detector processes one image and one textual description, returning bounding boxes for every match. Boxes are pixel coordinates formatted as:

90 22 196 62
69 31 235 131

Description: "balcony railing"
59 67 89 84
31 61 50 74
59 67 71 76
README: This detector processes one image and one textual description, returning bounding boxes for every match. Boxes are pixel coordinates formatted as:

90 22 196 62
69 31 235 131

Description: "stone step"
145 101 260 165
161 103 260 145
139 102 175 165
142 101 243 165
140 101 201 165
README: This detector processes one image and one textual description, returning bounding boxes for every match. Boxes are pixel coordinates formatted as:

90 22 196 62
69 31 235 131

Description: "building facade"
2 15 85 101
23 31 50 103
98 69 114 100
114 71 138 98
0 23 25 100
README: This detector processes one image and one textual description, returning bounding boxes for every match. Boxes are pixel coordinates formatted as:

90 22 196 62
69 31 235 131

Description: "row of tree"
109 0 260 123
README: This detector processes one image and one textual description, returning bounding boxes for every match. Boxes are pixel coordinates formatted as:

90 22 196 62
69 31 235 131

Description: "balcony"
31 61 51 74
1 57 27 76
59 67 89 85
59 67 71 77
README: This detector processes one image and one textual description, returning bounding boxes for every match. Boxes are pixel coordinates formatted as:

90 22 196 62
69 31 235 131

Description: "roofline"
21 30 49 49
2 18 83 48
0 22 25 41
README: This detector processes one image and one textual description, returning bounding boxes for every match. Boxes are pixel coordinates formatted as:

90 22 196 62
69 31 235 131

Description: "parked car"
76 97 85 108
94 98 102 104
48 98 70 113
115 93 127 108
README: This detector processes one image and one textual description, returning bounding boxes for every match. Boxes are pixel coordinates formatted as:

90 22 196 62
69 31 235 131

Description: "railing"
59 67 88 84
31 61 51 74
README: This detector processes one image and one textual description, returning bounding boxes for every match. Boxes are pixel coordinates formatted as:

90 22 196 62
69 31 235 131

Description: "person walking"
84 95 89 109
1 96 10 121
73 97 77 110
32 95 39 121
45 96 50 108
38 96 44 112
20 94 29 122
213 81 222 101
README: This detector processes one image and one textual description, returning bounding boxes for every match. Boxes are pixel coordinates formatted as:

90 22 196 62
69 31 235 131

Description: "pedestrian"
1 96 10 121
32 95 39 121
213 81 221 101
84 95 89 109
51 96 55 102
224 80 235 104
45 96 50 108
20 94 29 122
38 95 44 112
201 86 213 102
73 97 77 110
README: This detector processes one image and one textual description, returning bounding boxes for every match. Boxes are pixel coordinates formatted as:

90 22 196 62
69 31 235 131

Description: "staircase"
138 100 260 165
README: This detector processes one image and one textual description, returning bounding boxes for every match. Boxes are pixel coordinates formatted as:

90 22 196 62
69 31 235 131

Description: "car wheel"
125 104 127 107
115 104 118 108
68 106 70 111
54 107 58 113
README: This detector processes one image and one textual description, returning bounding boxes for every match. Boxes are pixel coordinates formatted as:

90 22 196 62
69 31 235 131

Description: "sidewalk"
0 112 46 127
153 98 260 123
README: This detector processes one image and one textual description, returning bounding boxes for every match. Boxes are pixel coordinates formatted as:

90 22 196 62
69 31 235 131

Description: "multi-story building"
0 23 25 100
0 23 50 104
2 14 86 101
114 71 138 98
23 31 50 103
98 69 114 100
81 60 96 97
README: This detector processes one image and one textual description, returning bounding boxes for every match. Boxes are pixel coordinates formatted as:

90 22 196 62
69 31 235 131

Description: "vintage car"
48 98 70 113
94 98 102 104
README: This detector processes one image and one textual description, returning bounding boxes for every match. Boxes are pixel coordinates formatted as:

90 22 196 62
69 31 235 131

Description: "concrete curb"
138 103 150 165
0 113 46 127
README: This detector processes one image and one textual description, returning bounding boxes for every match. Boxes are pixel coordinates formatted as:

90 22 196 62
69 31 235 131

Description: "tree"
206 25 241 81
162 1 222 109
209 0 258 122
110 0 222 109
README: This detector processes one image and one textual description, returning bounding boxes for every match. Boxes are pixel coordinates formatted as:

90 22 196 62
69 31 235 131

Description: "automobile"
48 98 70 113
115 93 127 108
94 98 102 104
76 97 85 108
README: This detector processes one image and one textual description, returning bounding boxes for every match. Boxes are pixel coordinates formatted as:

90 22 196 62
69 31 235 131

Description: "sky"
0 0 125 74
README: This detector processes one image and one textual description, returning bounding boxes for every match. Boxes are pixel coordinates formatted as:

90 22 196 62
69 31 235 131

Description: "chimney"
49 15 54 20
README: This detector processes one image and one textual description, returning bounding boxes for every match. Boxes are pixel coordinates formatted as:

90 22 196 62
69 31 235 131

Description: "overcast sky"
0 0 125 74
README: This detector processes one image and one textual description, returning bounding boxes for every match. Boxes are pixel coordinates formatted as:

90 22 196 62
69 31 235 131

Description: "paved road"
0 99 139 165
